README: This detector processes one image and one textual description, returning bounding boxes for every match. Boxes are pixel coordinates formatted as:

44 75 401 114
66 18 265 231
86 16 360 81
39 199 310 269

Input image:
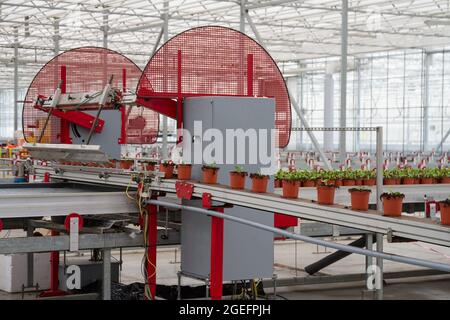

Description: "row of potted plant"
383 167 450 185
159 162 450 225
273 167 450 188
159 162 271 193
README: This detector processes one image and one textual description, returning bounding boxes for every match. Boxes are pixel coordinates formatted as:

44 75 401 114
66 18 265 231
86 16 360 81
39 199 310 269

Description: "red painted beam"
146 204 158 300
209 207 224 300
135 97 177 119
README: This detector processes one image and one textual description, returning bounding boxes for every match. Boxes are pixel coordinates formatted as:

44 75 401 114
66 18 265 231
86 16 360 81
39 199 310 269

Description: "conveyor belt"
34 165 450 246
0 183 138 218
146 179 450 247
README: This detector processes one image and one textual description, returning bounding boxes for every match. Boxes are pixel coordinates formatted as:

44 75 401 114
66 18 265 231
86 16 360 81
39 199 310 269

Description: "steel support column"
422 52 431 152
365 233 373 272
240 0 246 33
102 248 111 300
26 223 34 287
376 233 384 300
53 17 60 55
339 0 348 162
102 9 109 49
376 127 383 210
13 27 18 133
355 59 362 151
324 73 334 151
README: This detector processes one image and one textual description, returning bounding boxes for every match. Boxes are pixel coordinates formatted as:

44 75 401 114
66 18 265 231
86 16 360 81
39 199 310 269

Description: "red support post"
59 65 71 144
176 50 183 143
146 204 158 299
39 230 67 297
122 68 127 91
209 207 224 300
247 54 254 96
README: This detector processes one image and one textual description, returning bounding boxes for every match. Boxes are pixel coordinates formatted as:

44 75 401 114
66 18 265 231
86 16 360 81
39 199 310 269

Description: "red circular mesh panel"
137 26 291 148
22 47 159 144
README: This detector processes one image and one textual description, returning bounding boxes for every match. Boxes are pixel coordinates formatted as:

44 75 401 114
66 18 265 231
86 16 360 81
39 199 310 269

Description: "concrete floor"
1 237 450 300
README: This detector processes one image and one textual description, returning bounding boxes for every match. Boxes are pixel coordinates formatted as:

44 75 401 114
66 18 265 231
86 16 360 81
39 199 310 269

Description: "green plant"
231 165 247 176
293 169 310 181
202 162 218 171
380 191 405 200
420 168 433 179
383 169 396 179
444 167 450 178
275 169 288 180
317 179 338 188
250 172 269 179
161 160 174 167
341 168 353 180
402 167 418 179
349 187 371 193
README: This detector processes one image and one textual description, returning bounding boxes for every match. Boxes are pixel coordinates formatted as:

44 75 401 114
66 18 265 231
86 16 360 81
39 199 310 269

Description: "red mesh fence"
23 47 159 144
137 26 291 148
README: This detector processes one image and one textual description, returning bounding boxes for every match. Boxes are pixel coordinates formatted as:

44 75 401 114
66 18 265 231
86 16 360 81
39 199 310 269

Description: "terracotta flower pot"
440 177 450 184
349 190 370 211
363 178 376 186
383 178 398 185
402 177 415 185
421 178 434 184
335 179 343 187
439 203 450 226
282 180 300 199
229 172 247 190
144 163 156 171
382 197 404 217
302 180 316 188
414 178 421 184
160 164 174 179
274 179 282 188
355 179 363 186
251 176 269 193
202 167 219 184
120 160 134 170
343 179 356 186
317 186 336 205
177 164 192 180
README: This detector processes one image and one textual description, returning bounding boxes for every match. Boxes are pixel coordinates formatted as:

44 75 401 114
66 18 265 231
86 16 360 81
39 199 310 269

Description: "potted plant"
143 160 157 171
401 167 416 185
319 170 336 186
354 169 366 186
363 169 376 186
177 162 192 180
302 170 317 187
229 165 248 189
342 169 356 186
160 160 175 178
316 179 338 205
421 168 437 184
440 167 450 184
334 170 344 187
348 187 371 211
250 172 270 193
381 191 405 217
383 169 398 185
120 159 134 170
439 198 450 226
201 162 219 184
280 171 300 199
